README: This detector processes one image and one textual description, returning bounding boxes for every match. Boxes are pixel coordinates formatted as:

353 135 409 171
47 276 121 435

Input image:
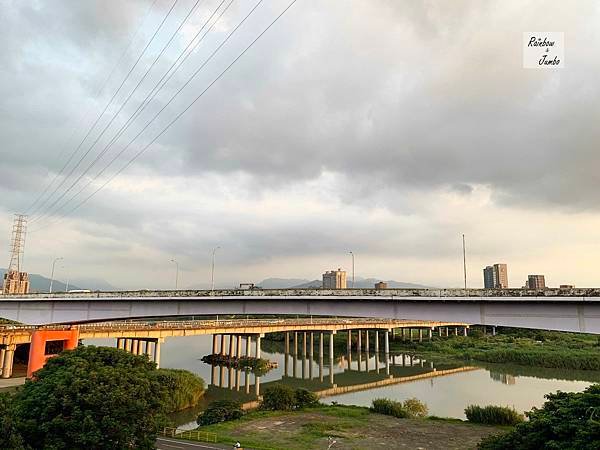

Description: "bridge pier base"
1 345 15 379
27 328 79 378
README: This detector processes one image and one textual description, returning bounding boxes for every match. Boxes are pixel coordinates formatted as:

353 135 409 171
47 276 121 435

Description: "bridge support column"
357 329 362 354
237 335 242 358
384 330 389 354
428 329 433 341
284 333 289 377
220 334 225 355
116 338 124 350
228 335 234 358
463 327 468 336
1 345 15 379
492 326 496 336
375 331 379 353
246 335 251 356
285 332 290 354
309 333 314 379
245 371 250 394
365 330 370 353
212 335 217 354
27 328 79 379
419 329 423 343
153 339 162 369
255 335 262 359
402 328 406 341
236 368 241 391
132 339 139 355
319 333 324 382
0 346 5 377
329 331 335 385
293 333 298 378
454 327 458 336
255 375 260 397
302 332 307 379
392 328 396 341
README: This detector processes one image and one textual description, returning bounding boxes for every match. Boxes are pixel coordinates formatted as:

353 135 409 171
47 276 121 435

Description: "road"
156 437 233 450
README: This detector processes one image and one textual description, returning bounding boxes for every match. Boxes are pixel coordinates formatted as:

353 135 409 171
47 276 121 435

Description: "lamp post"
211 246 220 291
462 234 467 294
49 257 63 293
170 259 179 290
349 251 355 288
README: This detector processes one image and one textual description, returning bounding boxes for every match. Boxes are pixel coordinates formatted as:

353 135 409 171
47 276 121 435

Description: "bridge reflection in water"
202 330 479 408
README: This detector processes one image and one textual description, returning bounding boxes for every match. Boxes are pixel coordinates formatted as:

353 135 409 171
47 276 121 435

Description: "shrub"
0 393 25 449
478 384 600 449
295 389 320 408
197 400 244 426
465 405 524 426
371 398 428 419
261 385 297 410
155 368 205 412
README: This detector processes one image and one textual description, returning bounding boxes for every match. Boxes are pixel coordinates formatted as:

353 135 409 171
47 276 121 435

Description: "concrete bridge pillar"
236 335 242 358
246 335 251 357
228 335 234 358
365 330 370 353
428 329 433 341
211 363 217 385
0 346 5 377
463 327 468 336
402 328 406 341
212 335 217 354
347 330 351 353
392 328 396 341
255 375 260 397
293 333 298 378
384 330 390 355
309 333 314 379
357 329 362 355
245 371 250 394
329 331 335 385
319 333 324 382
419 329 423 342
375 330 379 354
153 339 162 368
220 334 225 355
132 339 139 355
116 338 124 350
1 345 15 379
492 326 497 336
255 334 262 359
236 368 241 391
284 333 290 377
302 332 307 379
454 327 458 336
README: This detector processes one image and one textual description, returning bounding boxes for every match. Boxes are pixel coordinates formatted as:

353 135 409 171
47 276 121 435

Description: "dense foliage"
464 405 524 426
197 400 244 426
156 368 205 412
478 384 600 450
1 346 205 450
393 328 600 370
371 398 428 419
0 393 25 450
260 385 320 411
201 354 273 376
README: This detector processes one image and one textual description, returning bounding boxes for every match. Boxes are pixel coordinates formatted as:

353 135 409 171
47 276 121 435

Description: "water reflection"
84 333 594 426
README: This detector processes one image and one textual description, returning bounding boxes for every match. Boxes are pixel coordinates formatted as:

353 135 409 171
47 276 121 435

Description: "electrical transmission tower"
2 214 30 294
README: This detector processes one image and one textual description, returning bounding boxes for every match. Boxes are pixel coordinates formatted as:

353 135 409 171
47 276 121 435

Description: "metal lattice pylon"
7 214 27 273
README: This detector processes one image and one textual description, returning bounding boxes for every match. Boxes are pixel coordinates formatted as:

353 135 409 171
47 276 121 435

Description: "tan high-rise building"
322 268 347 289
483 263 508 289
2 271 29 294
526 274 546 289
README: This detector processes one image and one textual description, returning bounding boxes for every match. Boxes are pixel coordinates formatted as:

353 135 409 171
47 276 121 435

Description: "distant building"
483 264 508 289
526 275 546 289
374 281 388 290
322 268 347 289
559 284 575 289
2 271 29 295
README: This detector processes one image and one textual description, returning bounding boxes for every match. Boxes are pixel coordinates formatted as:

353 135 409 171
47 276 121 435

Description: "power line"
30 0 300 233
27 0 180 218
24 0 161 215
30 0 232 225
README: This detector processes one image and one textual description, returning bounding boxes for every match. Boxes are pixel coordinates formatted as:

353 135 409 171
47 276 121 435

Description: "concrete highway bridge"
0 317 467 380
1 287 599 333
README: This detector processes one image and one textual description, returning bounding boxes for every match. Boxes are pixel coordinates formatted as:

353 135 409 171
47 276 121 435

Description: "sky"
1 0 599 290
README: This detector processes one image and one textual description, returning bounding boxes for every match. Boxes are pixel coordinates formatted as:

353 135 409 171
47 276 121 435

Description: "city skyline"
2 1 600 289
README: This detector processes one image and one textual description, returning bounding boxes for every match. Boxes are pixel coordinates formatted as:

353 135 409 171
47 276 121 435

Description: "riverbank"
391 327 600 370
195 405 504 449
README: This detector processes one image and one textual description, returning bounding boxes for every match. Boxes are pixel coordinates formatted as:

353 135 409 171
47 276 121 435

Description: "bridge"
1 288 599 333
0 317 467 380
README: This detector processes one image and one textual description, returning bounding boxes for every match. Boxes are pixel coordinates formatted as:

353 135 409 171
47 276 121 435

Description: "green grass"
390 328 600 371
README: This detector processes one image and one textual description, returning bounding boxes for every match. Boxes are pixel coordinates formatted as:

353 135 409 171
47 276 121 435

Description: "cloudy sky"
1 0 599 289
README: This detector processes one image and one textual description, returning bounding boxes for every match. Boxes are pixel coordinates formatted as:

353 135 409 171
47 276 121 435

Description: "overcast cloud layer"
1 0 599 289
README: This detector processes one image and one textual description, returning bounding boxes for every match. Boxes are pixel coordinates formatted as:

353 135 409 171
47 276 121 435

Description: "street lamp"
211 246 220 291
49 257 63 293
349 251 355 288
170 259 179 290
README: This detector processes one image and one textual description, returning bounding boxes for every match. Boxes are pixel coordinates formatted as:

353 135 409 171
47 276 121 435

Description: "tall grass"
464 405 524 426
156 368 205 412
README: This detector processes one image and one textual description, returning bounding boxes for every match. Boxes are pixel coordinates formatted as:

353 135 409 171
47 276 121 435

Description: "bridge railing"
160 427 217 443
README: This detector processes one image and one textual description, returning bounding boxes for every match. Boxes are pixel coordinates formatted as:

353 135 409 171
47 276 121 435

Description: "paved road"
156 437 233 450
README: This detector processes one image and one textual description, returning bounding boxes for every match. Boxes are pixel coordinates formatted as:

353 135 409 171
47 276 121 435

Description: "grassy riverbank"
195 405 504 450
392 327 600 370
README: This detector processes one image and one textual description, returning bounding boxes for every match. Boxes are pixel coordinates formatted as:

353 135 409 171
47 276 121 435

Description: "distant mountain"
258 276 431 289
0 269 116 293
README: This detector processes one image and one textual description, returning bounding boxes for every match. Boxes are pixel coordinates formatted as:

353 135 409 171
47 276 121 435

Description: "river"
84 334 595 428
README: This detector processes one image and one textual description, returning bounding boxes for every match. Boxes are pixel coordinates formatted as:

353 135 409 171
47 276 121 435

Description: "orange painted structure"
27 328 79 378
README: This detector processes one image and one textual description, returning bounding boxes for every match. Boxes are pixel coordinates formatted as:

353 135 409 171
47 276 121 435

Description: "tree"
197 400 244 426
14 346 168 450
0 393 26 450
478 384 600 450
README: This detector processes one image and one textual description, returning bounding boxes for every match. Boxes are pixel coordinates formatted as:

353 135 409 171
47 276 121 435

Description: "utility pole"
49 257 63 293
211 246 220 291
349 251 355 288
170 259 179 290
2 214 29 295
462 234 467 294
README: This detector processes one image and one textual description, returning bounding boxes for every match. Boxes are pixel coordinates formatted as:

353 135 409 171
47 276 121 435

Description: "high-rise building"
322 268 347 289
526 274 546 289
483 263 508 289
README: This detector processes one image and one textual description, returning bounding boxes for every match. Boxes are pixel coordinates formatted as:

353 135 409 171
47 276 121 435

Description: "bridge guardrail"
160 427 217 443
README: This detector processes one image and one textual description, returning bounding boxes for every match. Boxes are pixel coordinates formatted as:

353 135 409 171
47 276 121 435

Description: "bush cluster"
371 398 428 419
464 405 524 426
197 400 244 426
201 354 273 376
260 385 320 411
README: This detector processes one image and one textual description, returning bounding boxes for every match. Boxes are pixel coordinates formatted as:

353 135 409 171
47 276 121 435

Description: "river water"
84 334 595 428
